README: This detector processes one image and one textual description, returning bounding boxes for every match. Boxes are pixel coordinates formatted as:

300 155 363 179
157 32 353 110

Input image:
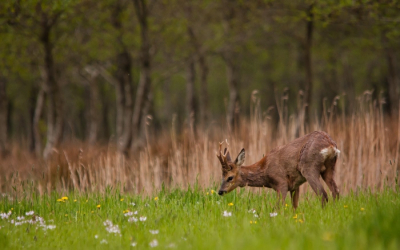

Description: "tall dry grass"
0 91 399 196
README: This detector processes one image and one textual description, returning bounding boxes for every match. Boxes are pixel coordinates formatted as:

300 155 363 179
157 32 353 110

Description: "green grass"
0 186 399 249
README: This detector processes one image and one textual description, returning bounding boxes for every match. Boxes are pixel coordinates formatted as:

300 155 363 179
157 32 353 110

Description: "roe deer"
216 131 340 208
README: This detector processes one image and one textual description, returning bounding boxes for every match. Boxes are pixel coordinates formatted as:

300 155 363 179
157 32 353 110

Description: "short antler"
216 140 231 164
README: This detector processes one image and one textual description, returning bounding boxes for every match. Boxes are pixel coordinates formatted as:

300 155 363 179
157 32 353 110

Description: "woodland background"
0 0 399 194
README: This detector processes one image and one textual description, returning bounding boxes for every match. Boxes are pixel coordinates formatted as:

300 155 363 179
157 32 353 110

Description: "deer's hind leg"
322 156 339 200
299 163 328 207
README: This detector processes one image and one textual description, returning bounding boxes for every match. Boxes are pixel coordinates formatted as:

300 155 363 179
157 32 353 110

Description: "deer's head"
216 142 245 196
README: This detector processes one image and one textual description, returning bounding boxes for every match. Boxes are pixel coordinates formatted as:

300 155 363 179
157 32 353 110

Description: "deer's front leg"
290 187 300 209
275 183 288 208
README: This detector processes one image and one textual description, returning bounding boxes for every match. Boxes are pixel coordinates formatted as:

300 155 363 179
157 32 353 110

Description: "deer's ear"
234 148 245 167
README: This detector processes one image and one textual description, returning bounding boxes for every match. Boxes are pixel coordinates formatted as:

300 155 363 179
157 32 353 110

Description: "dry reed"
0 91 399 197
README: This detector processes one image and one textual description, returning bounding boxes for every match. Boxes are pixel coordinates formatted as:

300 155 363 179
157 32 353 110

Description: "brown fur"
217 131 340 208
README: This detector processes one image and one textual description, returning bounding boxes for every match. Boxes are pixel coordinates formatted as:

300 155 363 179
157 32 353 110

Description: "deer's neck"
239 156 268 187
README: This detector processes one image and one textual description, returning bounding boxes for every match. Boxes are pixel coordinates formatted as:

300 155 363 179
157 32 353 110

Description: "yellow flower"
11 208 13 210
74 199 77 202
255 221 257 224
285 204 288 207
293 214 298 219
298 219 304 223
91 211 94 213
154 197 159 201
97 204 101 208
211 190 215 194
250 221 253 224
228 203 234 206
206 192 209 195
120 198 124 201
57 199 64 202
344 205 348 208
86 200 88 202
62 197 68 200
361 208 365 211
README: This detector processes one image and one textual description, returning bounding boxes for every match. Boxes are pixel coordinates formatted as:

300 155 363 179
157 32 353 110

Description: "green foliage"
0 188 399 249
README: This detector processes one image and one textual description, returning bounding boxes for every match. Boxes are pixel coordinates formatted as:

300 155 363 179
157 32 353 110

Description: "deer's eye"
227 176 234 182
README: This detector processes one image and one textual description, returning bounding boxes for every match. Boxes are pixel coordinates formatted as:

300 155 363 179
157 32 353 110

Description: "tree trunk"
198 54 209 127
226 60 240 130
132 0 151 146
88 81 100 145
304 4 314 124
116 52 133 154
32 88 45 157
387 51 399 117
0 79 8 157
41 24 63 160
186 57 196 126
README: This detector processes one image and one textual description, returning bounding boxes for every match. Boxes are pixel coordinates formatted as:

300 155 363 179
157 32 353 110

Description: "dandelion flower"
293 214 298 219
57 199 63 202
361 208 365 211
97 205 101 208
149 239 158 247
120 198 124 201
154 197 159 201
228 203 233 206
344 205 348 208
269 212 278 217
250 221 253 224
206 192 209 195
211 190 215 194
62 197 68 200
298 219 304 223
74 199 77 202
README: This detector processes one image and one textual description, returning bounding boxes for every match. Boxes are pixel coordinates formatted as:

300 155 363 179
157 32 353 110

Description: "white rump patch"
320 146 340 158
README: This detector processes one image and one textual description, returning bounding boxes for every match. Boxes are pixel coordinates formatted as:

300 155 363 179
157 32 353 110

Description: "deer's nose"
218 190 225 196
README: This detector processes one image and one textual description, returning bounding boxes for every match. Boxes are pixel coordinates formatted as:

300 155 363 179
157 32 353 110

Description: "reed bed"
0 92 399 196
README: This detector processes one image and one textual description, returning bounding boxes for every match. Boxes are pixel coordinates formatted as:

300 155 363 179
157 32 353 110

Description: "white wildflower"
248 209 256 214
149 230 159 234
130 202 136 206
269 212 278 217
0 211 12 220
139 216 147 221
223 211 232 217
95 235 98 239
128 217 138 223
46 225 56 230
131 242 137 247
100 239 108 244
17 216 25 221
124 212 133 217
103 220 121 235
149 239 158 247
26 211 34 216
254 214 259 218
134 211 138 215
167 243 176 248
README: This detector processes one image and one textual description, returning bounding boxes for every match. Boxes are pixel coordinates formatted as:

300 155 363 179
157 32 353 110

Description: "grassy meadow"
0 186 399 249
0 96 399 249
